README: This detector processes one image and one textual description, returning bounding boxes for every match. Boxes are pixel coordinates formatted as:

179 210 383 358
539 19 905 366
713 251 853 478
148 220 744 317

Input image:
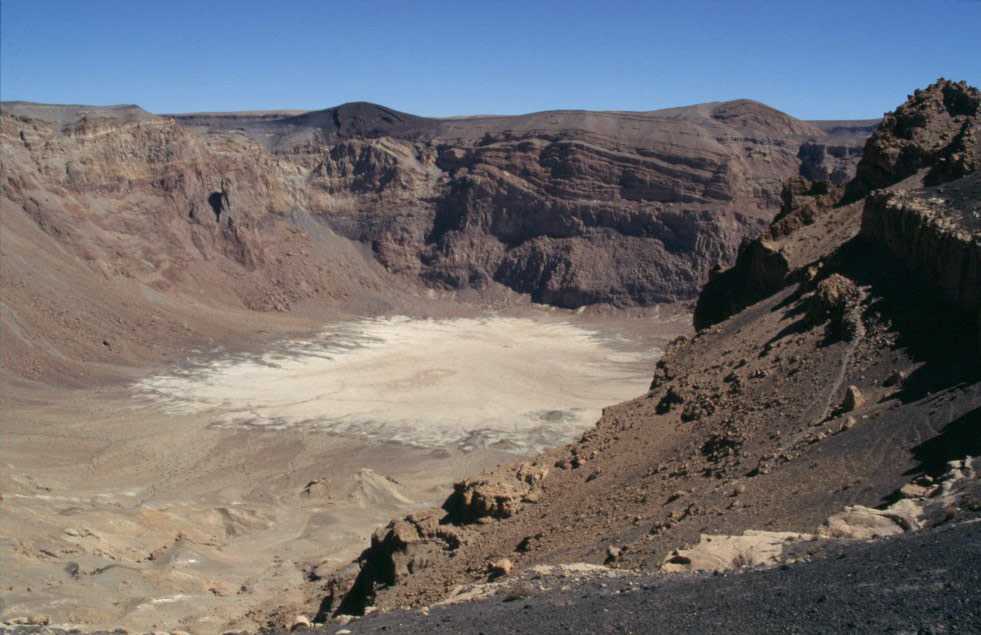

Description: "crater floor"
136 316 658 453
0 310 683 632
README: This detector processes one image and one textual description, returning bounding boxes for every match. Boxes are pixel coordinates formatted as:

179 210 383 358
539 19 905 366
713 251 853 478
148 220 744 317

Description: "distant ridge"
6 98 881 147
0 101 154 125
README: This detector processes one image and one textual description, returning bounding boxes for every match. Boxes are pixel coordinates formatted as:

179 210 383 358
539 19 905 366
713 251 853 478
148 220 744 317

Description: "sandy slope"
0 309 687 632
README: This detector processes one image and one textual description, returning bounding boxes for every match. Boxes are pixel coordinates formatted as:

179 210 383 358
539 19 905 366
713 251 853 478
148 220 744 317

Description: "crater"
135 316 659 453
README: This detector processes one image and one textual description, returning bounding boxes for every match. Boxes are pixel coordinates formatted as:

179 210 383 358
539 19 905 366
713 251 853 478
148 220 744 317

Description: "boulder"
443 480 526 524
884 369 908 387
807 274 863 339
290 615 312 631
842 385 866 412
605 545 623 563
660 530 812 573
488 558 513 577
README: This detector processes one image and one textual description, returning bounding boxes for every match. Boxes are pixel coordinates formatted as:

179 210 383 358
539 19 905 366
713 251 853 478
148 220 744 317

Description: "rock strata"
0 98 873 381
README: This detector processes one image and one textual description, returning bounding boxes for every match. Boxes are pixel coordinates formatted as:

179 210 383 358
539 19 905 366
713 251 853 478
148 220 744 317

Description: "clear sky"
2 0 979 120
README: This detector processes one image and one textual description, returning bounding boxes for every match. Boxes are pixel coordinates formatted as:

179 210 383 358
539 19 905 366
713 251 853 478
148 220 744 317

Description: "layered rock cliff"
1 98 870 381
173 99 872 307
0 104 399 382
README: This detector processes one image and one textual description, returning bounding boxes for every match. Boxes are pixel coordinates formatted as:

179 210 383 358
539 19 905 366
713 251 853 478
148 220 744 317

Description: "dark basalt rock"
846 79 980 201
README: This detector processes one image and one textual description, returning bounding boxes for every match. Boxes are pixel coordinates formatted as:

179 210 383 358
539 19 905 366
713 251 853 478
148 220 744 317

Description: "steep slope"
0 104 405 384
321 80 981 620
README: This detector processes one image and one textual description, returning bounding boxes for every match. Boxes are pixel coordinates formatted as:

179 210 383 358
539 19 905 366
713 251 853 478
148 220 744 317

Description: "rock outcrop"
842 80 981 351
807 273 863 340
860 174 981 339
336 462 548 615
696 78 980 332
770 178 844 239
693 177 841 330
692 238 791 330
846 78 980 200
443 463 548 524
335 510 466 615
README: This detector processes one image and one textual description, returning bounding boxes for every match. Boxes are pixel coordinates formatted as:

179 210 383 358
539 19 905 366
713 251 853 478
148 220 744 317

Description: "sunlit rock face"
136 316 659 452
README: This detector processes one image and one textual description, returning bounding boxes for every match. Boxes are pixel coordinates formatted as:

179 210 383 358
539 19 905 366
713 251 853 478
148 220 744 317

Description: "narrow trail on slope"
771 288 869 462
812 289 868 426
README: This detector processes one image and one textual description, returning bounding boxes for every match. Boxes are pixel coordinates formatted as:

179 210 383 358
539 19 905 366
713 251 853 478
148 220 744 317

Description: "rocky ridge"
694 78 980 330
846 78 979 200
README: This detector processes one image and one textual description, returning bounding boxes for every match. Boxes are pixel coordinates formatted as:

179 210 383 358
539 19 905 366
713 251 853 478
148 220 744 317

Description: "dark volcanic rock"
693 236 791 330
807 273 863 340
310 522 981 635
846 79 980 200
696 79 980 332
861 174 981 345
693 177 845 330
770 178 843 239
852 80 980 346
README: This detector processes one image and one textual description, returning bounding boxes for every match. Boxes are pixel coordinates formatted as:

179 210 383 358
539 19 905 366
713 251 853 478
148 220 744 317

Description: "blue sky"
2 1 979 119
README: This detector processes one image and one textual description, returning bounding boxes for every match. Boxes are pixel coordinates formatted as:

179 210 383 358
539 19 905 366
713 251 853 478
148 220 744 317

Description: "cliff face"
421 126 759 306
0 108 380 309
0 106 400 383
173 99 871 307
3 100 872 310
861 174 981 340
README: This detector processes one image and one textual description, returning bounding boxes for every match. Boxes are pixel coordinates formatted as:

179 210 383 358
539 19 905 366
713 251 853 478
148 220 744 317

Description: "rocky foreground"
304 520 981 634
306 79 981 631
